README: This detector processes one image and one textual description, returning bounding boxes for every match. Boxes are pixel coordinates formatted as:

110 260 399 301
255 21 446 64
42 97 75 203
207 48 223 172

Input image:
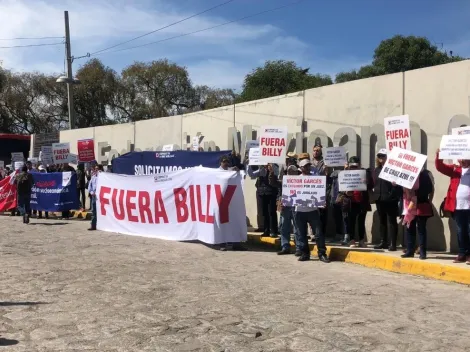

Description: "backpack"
416 171 433 203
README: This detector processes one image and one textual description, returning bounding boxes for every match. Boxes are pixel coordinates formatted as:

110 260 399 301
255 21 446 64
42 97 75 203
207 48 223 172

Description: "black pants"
319 207 328 236
344 202 367 241
256 193 265 231
376 201 398 246
260 193 278 236
77 188 86 208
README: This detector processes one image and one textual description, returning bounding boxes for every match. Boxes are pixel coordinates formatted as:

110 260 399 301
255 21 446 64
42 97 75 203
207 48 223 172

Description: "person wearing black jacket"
372 149 401 251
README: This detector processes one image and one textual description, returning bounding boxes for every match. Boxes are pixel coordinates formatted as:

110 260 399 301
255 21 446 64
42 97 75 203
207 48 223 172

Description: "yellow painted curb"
247 234 470 286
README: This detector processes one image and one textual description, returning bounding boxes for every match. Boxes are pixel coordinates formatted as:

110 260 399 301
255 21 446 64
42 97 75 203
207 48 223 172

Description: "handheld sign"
162 144 174 151
338 170 367 191
281 175 326 208
77 139 95 162
439 135 470 160
378 147 427 189
40 146 54 165
384 115 411 152
324 147 347 167
248 148 262 165
52 142 71 164
259 126 288 164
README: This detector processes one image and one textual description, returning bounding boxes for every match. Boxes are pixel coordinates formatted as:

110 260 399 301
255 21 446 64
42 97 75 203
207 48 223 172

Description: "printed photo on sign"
338 170 367 191
281 175 326 208
378 147 427 189
259 125 288 164
439 135 470 160
248 148 262 165
384 115 411 152
324 147 347 167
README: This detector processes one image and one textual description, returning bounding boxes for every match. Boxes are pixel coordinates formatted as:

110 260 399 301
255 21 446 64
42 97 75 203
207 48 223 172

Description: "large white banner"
259 126 288 164
378 147 427 189
96 167 247 244
384 115 411 152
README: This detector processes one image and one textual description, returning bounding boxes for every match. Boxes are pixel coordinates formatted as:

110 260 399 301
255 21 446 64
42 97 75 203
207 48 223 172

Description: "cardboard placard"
384 115 411 152
259 126 288 164
338 170 367 191
324 147 347 167
281 175 326 208
439 135 470 160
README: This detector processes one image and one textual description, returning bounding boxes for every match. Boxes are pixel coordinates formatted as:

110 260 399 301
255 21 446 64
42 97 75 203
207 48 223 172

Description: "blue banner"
112 150 231 175
30 172 79 212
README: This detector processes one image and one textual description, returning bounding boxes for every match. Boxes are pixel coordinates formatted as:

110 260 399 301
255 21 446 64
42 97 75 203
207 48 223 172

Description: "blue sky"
0 0 469 90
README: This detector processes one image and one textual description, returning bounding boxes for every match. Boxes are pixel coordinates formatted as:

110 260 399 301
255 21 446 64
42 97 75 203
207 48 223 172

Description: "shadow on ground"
0 337 19 346
0 301 48 307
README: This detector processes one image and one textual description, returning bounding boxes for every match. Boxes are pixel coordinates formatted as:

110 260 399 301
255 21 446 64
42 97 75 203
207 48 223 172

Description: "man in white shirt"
294 159 330 263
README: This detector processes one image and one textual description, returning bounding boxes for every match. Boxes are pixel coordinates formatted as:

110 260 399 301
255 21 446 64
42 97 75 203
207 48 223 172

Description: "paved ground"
1 216 470 352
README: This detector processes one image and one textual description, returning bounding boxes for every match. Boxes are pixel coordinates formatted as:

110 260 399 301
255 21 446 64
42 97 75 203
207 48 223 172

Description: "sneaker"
298 254 310 262
277 248 291 255
294 251 302 257
318 254 330 263
341 234 350 245
374 243 387 249
349 240 357 248
358 240 367 248
270 233 278 239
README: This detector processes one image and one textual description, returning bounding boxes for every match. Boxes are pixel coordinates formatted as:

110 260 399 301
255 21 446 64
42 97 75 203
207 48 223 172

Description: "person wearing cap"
372 149 401 251
36 165 49 219
339 156 373 248
294 158 330 262
15 165 34 224
311 143 331 238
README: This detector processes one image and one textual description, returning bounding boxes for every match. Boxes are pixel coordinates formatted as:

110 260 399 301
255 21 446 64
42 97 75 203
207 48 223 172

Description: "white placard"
384 115 411 152
281 175 326 208
439 135 470 159
379 147 427 189
40 146 54 164
338 170 367 191
14 161 24 170
162 144 174 151
192 137 199 151
248 148 262 165
259 126 288 164
52 142 71 164
245 140 259 152
451 127 470 164
28 157 39 165
69 153 78 164
11 152 24 163
324 147 347 167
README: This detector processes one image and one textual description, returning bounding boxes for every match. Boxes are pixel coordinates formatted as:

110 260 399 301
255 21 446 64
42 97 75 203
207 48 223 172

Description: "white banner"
96 167 247 245
338 170 367 191
384 115 410 152
439 135 470 159
248 148 262 165
259 126 288 164
52 142 72 164
281 175 326 208
324 147 347 167
379 147 427 189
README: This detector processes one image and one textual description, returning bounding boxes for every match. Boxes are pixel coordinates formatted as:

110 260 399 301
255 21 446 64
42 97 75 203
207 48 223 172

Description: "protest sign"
0 161 4 169
451 127 470 163
192 137 199 151
28 157 38 165
384 115 411 152
338 170 367 191
52 142 71 164
0 175 17 211
162 144 174 151
40 146 53 164
14 161 24 170
96 167 247 245
69 153 78 164
245 140 259 152
259 126 288 164
439 135 470 159
248 148 262 165
379 147 427 189
324 147 347 167
11 152 24 165
30 172 79 212
77 139 95 162
281 175 326 208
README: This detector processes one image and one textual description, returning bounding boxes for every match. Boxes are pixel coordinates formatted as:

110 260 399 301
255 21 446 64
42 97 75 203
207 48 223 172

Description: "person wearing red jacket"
435 148 470 263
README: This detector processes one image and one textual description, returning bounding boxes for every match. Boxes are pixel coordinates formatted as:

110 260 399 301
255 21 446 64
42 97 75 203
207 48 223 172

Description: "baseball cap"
299 159 311 167
348 156 360 166
376 148 387 157
38 165 46 171
286 152 297 158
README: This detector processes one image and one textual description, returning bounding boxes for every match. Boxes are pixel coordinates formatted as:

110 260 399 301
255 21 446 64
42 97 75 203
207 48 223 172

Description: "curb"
69 210 92 220
247 233 470 286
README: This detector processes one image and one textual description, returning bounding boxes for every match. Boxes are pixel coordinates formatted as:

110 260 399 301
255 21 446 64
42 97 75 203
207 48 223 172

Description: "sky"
0 0 469 90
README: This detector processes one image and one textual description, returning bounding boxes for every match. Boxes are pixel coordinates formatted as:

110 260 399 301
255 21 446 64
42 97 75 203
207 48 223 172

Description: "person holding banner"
372 149 400 251
36 165 49 219
294 159 330 263
311 144 330 237
88 164 103 231
15 165 34 224
435 149 470 263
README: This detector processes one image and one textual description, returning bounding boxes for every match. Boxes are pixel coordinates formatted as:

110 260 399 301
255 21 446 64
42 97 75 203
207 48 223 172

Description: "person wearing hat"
294 158 330 262
311 143 331 238
339 156 373 248
371 149 401 251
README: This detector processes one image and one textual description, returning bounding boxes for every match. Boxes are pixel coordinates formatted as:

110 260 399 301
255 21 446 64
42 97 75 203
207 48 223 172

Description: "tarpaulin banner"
112 150 231 175
77 139 95 162
0 175 17 211
96 167 247 244
30 172 79 211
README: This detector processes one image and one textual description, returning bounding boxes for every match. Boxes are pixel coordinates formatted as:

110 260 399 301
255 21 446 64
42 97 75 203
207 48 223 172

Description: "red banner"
0 176 17 212
77 139 95 162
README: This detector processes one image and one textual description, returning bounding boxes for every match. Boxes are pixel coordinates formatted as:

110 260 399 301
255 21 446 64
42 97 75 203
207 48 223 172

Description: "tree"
335 35 464 83
238 60 332 102
190 85 238 111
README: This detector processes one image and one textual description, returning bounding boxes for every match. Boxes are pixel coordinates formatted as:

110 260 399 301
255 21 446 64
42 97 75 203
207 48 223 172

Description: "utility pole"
64 11 75 130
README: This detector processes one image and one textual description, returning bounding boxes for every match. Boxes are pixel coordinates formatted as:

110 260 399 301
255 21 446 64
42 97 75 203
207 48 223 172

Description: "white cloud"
0 0 361 88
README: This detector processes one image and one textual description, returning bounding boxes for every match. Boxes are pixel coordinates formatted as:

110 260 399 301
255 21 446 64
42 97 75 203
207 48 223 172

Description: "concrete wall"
53 60 470 252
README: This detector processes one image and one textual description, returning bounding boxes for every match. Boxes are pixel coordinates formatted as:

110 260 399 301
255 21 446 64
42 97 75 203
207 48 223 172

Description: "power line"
0 36 64 41
92 0 308 57
90 0 236 56
0 42 64 49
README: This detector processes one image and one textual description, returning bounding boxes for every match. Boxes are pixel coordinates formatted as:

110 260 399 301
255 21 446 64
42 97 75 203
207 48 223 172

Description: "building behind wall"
33 60 470 252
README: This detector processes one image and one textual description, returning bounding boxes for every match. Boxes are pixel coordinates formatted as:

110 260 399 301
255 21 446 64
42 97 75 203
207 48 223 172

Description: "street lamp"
56 76 81 84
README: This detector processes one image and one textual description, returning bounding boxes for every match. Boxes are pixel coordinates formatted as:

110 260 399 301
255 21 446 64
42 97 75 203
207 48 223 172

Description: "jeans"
376 201 399 246
280 206 298 250
91 196 97 228
453 209 470 256
77 187 86 208
294 210 326 257
344 202 367 241
404 216 428 256
332 204 344 235
17 194 31 216
260 193 278 235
